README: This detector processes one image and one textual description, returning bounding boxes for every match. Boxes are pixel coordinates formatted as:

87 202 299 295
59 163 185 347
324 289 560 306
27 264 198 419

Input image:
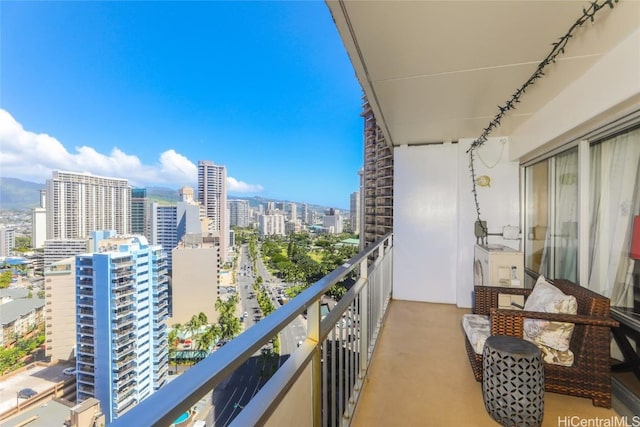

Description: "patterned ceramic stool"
482 335 544 427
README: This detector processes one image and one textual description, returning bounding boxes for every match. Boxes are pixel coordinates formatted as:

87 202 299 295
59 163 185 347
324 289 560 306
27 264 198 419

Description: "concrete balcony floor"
352 301 620 426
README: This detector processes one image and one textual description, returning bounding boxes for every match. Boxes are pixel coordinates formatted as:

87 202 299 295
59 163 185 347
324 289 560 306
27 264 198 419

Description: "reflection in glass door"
524 148 578 283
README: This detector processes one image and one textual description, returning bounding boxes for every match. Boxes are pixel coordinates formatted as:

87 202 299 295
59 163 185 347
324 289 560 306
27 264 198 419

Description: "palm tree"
197 312 208 328
196 324 220 352
185 315 202 342
168 324 181 349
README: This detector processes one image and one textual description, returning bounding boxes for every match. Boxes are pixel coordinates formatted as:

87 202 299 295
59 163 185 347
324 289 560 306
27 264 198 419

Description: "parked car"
63 367 76 376
18 388 37 399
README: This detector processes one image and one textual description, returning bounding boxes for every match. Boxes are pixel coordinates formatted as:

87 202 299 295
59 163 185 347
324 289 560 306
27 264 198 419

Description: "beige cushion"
462 314 490 354
523 276 577 365
539 345 574 366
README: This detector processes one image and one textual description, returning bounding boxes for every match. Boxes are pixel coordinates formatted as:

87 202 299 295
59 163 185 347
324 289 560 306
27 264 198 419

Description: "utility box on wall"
474 244 525 309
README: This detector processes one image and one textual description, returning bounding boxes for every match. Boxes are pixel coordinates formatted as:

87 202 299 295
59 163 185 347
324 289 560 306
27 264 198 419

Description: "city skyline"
0 2 363 209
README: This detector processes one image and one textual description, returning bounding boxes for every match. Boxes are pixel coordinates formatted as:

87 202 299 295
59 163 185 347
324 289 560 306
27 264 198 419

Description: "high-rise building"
0 227 16 257
32 189 47 249
350 191 360 235
44 257 76 361
176 201 200 244
198 161 228 261
301 204 310 224
361 99 393 248
179 186 195 203
131 188 148 239
44 239 91 270
323 209 343 234
285 220 301 235
289 203 297 222
149 200 201 270
150 204 177 268
46 171 131 239
258 213 285 238
228 200 250 228
170 235 219 325
75 235 168 424
265 201 275 213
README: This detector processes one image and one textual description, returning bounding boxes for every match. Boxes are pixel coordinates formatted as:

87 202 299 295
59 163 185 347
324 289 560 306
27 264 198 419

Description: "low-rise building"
0 291 45 347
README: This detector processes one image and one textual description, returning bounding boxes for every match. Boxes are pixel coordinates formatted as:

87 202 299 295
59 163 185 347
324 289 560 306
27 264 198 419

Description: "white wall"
456 138 520 308
393 143 459 304
393 138 520 307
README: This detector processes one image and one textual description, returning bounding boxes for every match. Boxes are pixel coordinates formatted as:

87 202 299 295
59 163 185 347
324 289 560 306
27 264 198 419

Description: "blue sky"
0 1 363 209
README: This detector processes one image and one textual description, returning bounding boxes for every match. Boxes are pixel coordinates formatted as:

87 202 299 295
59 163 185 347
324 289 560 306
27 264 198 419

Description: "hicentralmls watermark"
557 416 640 427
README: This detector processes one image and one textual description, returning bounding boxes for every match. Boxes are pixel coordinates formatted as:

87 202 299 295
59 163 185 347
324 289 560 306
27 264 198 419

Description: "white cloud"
0 109 263 194
227 176 264 193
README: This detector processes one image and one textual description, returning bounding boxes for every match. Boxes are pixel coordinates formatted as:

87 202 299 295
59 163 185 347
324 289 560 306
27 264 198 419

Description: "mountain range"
0 177 340 213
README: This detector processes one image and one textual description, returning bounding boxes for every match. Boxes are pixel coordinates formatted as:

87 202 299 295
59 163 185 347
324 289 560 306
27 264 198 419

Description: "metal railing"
111 233 393 427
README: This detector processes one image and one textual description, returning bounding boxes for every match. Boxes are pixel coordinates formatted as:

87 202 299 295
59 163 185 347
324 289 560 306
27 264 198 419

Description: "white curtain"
540 148 578 281
588 128 640 306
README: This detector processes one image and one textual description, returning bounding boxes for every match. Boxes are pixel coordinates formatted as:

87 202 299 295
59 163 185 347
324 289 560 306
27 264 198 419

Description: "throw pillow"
523 275 577 352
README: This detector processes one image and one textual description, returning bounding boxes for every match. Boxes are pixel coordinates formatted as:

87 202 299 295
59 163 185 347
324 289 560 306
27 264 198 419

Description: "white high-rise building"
350 191 360 234
301 204 310 224
44 239 91 270
149 201 201 270
46 171 131 239
228 200 250 228
0 228 16 257
265 201 275 213
198 161 228 260
323 208 343 234
289 203 297 222
32 189 47 249
258 213 286 238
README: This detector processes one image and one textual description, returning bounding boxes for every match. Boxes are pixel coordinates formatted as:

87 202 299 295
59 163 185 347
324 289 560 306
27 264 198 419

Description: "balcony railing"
111 234 393 427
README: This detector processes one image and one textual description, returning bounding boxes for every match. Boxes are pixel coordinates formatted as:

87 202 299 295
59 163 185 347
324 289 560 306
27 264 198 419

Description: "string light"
467 0 619 238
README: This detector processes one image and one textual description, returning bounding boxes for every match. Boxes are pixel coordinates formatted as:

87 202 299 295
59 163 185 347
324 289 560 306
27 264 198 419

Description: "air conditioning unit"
474 244 525 309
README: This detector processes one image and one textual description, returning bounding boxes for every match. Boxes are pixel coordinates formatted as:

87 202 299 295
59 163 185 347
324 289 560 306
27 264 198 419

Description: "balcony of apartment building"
112 2 639 426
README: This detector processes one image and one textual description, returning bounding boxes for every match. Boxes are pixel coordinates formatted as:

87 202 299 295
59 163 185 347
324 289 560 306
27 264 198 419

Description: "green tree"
196 324 220 351
197 312 208 326
185 315 203 340
0 271 13 288
215 296 241 341
168 324 182 349
14 236 31 252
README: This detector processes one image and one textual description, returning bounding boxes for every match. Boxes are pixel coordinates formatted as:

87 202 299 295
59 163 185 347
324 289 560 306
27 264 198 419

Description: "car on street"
18 388 37 399
62 367 76 376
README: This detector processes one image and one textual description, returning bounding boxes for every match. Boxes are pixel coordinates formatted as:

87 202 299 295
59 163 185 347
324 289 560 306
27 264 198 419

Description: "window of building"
588 127 640 308
524 125 640 308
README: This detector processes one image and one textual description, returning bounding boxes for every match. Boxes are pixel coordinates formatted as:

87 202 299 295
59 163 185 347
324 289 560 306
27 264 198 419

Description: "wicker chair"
464 279 619 408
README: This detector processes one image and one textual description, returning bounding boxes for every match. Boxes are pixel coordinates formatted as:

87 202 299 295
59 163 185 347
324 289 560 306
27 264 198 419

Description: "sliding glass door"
524 147 578 283
523 126 640 306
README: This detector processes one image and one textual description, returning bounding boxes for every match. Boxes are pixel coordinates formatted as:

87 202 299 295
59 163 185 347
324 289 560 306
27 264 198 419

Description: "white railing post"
308 299 322 427
358 257 369 380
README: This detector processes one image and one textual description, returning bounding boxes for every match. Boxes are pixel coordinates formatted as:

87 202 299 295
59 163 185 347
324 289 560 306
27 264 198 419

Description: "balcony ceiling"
327 0 640 145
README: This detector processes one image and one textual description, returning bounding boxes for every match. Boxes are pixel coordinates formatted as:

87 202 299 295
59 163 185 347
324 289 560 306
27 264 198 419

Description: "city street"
193 242 308 426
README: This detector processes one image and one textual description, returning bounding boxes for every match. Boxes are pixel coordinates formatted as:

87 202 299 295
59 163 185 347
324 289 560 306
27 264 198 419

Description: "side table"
482 335 544 427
